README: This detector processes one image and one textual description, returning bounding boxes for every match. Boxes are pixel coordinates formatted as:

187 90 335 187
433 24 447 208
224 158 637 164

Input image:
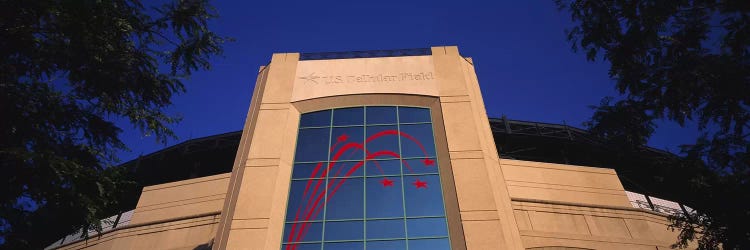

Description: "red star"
337 134 348 142
422 158 435 166
413 179 428 189
380 177 394 187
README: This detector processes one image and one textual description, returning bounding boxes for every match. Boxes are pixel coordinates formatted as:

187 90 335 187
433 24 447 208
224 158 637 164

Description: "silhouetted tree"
0 0 227 248
557 1 749 249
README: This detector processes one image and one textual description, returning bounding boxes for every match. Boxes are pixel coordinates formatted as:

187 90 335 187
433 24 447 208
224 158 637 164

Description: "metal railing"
44 210 134 250
300 48 431 60
625 191 694 217
489 117 674 157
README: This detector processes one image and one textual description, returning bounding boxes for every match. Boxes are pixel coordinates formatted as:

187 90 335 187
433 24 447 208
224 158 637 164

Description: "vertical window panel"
332 107 364 126
407 217 449 238
283 243 321 250
366 219 405 239
408 238 451 250
295 128 331 162
323 242 364 250
365 177 404 218
367 240 406 250
366 160 401 176
324 221 364 241
365 125 399 160
283 222 323 243
404 175 446 217
366 106 397 125
300 109 331 128
327 161 363 178
292 162 325 179
404 158 438 174
399 123 436 158
398 106 431 123
329 126 364 162
286 180 325 221
324 178 364 220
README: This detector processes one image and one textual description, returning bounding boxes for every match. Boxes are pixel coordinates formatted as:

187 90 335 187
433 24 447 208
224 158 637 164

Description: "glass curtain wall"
282 106 451 250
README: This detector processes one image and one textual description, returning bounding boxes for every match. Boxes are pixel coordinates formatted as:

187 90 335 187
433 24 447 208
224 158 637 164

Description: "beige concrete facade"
54 46 685 250
55 174 229 249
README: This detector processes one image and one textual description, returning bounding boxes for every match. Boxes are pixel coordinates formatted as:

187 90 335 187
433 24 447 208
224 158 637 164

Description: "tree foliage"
0 0 227 248
557 0 749 249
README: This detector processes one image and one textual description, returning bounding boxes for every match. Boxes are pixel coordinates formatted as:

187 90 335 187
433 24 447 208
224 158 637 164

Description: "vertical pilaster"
214 53 300 250
432 46 524 249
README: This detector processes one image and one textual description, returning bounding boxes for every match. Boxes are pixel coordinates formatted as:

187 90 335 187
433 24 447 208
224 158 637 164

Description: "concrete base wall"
55 161 685 250
501 159 681 249
54 162 686 250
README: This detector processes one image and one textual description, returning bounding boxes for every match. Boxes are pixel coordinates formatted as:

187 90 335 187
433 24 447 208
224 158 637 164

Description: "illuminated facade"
49 47 690 250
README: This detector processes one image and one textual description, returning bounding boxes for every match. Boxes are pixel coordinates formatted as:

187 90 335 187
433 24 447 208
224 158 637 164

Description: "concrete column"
214 53 301 250
432 46 524 249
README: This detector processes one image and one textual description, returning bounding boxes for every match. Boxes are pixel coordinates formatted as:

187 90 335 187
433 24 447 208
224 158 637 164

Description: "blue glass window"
366 159 401 176
408 238 451 250
366 106 397 125
329 126 364 162
300 110 332 128
295 128 330 162
399 124 437 158
365 125 399 158
367 219 405 239
332 107 364 126
398 106 431 123
290 243 322 250
367 240 406 250
284 106 451 250
323 242 363 250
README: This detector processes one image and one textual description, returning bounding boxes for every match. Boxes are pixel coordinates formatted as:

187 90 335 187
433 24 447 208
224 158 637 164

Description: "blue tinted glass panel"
300 110 331 127
366 219 405 239
330 126 364 161
283 222 323 243
366 106 397 125
286 180 324 221
366 160 401 176
323 242 363 250
293 162 325 179
367 240 406 250
365 125 399 160
404 175 445 217
283 243 321 250
286 106 450 249
324 221 363 241
399 123 436 158
366 177 403 218
407 217 449 237
327 161 363 178
398 107 431 123
324 178 363 220
332 107 364 126
296 128 330 162
404 158 438 174
408 238 450 250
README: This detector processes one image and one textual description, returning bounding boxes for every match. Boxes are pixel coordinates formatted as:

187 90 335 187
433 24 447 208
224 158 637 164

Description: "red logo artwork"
286 130 433 250
413 178 428 189
380 177 394 187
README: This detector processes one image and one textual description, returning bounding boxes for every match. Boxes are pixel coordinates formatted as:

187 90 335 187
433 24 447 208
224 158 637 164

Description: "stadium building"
47 47 693 250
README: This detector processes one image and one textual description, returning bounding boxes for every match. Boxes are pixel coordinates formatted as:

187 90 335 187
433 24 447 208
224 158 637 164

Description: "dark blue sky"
116 0 699 162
